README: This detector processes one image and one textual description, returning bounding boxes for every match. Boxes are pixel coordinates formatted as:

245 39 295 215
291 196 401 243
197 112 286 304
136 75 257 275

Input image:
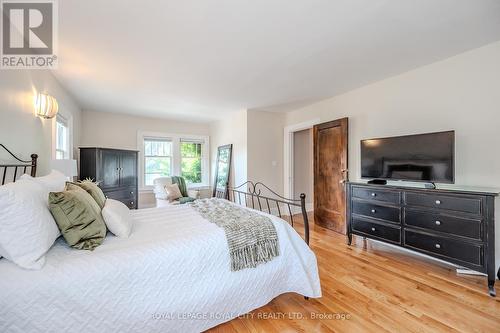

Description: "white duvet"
0 204 321 333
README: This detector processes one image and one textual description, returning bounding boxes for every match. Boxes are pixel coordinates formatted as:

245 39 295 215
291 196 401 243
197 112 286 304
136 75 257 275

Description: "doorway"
284 117 349 230
284 118 320 213
293 129 314 209
313 118 349 234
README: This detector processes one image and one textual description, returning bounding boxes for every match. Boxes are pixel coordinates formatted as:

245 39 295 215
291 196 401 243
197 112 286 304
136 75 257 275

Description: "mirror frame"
212 144 233 198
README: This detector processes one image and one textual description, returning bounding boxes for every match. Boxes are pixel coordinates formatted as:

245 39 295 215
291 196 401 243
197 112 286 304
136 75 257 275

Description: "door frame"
283 118 321 202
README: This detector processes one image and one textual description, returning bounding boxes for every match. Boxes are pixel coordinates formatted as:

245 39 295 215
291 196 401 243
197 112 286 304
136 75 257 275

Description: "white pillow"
0 179 60 269
21 170 67 192
102 199 133 238
165 183 182 202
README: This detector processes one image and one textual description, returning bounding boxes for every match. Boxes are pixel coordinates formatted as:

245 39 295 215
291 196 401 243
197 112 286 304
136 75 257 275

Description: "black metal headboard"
222 181 310 245
0 144 38 185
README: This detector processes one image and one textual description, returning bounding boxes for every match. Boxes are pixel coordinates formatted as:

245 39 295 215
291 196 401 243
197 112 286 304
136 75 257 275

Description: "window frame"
143 138 173 187
138 131 209 191
52 112 73 160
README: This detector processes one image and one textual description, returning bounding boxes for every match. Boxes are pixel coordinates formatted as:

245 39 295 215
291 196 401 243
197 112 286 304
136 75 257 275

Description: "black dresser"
79 148 138 209
347 182 499 296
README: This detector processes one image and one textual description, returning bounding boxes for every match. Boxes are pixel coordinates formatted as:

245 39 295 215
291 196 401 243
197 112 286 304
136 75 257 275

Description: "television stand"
346 182 499 296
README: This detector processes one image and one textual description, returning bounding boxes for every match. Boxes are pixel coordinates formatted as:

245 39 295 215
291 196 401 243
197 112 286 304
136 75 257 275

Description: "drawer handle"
435 220 441 226
371 193 376 197
435 243 441 249
131 201 134 205
130 191 134 195
435 200 441 205
371 209 376 213
371 227 376 231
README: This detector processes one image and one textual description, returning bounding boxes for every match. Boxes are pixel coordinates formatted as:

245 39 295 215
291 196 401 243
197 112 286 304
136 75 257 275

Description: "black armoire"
79 148 138 209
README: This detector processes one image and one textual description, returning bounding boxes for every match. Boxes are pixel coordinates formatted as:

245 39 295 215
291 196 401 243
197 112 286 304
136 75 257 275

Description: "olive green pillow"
49 185 107 250
67 181 106 209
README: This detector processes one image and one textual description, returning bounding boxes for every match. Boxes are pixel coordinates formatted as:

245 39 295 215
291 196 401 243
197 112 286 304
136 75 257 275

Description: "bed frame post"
30 154 38 177
300 193 310 245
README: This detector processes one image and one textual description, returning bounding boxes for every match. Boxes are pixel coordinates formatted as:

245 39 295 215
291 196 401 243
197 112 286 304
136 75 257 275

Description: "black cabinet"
347 182 498 296
79 148 138 209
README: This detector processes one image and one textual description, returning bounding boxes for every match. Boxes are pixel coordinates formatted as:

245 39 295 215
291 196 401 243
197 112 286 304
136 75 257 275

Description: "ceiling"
54 0 500 122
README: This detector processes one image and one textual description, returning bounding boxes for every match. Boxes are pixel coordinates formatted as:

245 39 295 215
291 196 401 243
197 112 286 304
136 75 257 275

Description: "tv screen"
361 131 455 183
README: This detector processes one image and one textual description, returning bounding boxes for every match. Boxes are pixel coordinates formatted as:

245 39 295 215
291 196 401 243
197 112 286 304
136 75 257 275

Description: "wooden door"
100 150 120 189
119 151 137 187
314 118 348 234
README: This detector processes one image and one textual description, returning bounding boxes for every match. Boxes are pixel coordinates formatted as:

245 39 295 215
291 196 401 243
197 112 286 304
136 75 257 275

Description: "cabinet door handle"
435 243 441 249
435 220 441 226
371 227 376 231
131 201 134 205
371 209 376 213
435 200 441 205
371 193 376 197
130 191 134 195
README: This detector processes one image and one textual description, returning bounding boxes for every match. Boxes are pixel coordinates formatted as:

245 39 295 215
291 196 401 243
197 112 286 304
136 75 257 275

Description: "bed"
0 146 321 333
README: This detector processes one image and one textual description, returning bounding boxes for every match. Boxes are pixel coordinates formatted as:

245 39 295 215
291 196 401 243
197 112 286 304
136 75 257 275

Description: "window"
55 116 69 159
180 140 203 184
138 132 209 189
144 139 172 186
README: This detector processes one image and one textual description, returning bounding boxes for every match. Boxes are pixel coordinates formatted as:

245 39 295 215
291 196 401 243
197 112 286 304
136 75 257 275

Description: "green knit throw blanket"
189 198 280 271
172 176 195 204
171 176 188 197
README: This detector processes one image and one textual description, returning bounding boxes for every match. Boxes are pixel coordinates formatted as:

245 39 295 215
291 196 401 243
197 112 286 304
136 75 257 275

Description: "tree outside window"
181 141 202 184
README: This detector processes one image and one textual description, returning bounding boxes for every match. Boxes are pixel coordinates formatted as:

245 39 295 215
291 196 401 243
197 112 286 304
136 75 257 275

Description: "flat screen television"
361 131 455 183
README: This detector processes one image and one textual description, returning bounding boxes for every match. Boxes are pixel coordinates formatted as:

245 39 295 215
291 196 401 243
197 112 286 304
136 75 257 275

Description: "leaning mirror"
213 144 233 198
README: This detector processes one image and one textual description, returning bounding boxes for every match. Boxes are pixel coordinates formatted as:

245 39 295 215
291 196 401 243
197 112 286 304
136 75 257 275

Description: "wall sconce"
34 93 59 119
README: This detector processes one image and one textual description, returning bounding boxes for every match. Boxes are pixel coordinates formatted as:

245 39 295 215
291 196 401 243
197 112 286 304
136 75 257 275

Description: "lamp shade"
35 93 59 119
51 159 78 178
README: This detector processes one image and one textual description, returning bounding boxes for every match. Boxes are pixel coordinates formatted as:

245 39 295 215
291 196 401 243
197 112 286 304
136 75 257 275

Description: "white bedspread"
0 204 321 333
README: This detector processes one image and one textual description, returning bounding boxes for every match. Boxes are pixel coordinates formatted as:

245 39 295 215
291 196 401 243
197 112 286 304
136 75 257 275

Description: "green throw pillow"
67 181 106 209
49 185 107 250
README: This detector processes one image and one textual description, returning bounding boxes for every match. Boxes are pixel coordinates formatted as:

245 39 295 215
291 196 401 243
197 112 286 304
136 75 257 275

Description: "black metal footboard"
216 181 310 245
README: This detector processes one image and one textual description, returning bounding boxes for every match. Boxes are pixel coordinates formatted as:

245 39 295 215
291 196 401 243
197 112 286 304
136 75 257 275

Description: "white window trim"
137 130 210 191
51 111 74 160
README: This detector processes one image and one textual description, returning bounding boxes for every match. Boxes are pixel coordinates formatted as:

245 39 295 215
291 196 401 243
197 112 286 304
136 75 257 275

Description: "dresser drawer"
405 192 482 215
351 218 401 244
352 201 400 223
104 187 136 200
104 187 137 209
352 187 401 204
404 230 483 266
405 209 482 240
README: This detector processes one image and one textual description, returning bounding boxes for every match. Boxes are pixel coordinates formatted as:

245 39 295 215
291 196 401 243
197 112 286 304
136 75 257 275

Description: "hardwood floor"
208 215 500 333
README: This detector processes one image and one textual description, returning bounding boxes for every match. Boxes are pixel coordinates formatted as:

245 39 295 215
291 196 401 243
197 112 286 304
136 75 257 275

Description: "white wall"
81 110 210 150
210 110 286 197
293 129 313 203
0 70 82 176
247 110 285 195
284 41 500 272
80 110 211 207
210 110 247 189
